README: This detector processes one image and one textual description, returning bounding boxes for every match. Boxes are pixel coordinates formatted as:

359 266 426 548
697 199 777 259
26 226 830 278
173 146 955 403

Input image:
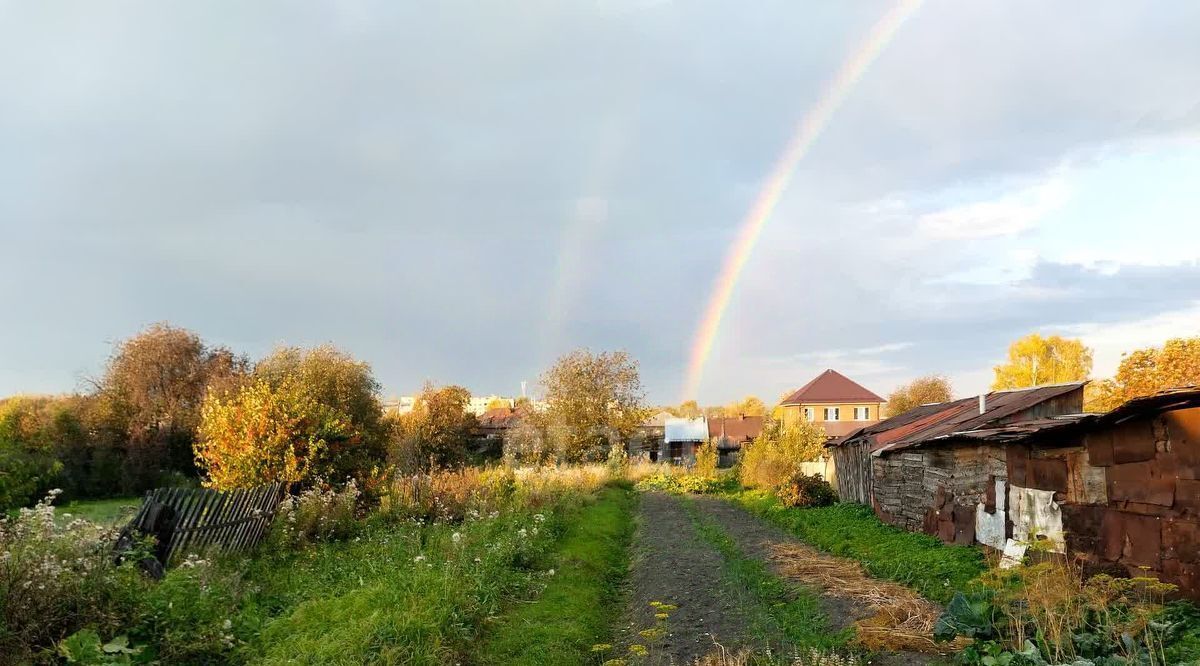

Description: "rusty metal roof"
846 385 1200 455
1096 386 1200 425
831 382 1086 454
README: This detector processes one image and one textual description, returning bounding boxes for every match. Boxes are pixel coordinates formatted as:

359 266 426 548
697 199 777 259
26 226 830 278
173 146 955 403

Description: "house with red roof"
775 369 885 439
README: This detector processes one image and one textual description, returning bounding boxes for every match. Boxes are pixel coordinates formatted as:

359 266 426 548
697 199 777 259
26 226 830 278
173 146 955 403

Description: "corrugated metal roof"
874 382 1086 453
830 382 1086 454
707 416 764 442
836 385 1200 456
1096 386 1200 425
665 417 709 442
780 369 885 405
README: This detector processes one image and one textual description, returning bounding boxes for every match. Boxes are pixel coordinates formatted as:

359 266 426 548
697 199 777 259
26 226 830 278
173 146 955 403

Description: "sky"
2 1 1199 406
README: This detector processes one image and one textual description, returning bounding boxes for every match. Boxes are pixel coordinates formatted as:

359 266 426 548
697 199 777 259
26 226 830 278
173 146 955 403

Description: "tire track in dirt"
689 496 943 666
613 492 759 663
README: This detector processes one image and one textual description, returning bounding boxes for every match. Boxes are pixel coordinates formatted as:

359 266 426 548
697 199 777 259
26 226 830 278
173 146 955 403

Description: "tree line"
0 324 652 510
885 333 1200 417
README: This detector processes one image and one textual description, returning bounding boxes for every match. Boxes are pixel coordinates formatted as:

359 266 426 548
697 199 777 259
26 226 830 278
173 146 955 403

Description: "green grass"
728 490 986 604
681 497 850 652
55 496 140 525
114 487 603 664
474 484 637 665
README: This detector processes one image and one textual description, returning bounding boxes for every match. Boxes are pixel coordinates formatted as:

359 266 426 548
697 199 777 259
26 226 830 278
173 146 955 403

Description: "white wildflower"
451 532 462 544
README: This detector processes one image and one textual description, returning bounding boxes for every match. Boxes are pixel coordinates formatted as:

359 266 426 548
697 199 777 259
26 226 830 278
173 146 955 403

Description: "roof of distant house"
665 417 709 442
477 407 522 428
707 415 764 443
780 369 885 405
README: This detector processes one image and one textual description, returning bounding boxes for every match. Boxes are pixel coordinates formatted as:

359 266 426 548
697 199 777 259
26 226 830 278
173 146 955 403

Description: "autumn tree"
94 323 248 489
389 383 478 470
485 397 510 411
739 419 827 489
676 400 702 419
255 346 382 438
196 378 352 489
992 334 1093 390
541 349 648 462
725 395 766 417
1086 336 1200 412
196 344 387 487
0 397 69 509
886 375 953 417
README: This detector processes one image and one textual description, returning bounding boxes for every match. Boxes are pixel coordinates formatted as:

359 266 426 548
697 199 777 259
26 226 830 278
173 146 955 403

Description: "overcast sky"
3 1 1199 405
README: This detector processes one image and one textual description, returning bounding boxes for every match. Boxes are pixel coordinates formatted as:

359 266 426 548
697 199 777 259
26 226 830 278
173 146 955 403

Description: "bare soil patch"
614 492 759 663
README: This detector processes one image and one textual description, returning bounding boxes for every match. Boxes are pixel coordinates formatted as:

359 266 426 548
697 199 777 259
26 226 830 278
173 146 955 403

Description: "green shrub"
739 420 826 490
269 478 362 548
636 471 723 494
0 490 148 660
693 440 718 479
775 472 837 508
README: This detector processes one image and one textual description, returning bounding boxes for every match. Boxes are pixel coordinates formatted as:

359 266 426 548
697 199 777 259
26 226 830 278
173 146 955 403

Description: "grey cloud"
2 1 1199 401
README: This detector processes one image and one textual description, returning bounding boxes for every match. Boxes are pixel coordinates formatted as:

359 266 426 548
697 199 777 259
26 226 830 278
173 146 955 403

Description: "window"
823 407 839 421
803 407 815 421
854 406 870 420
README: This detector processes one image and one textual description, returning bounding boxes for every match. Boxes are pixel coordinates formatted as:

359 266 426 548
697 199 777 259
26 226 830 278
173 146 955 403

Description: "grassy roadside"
473 484 637 665
727 490 985 604
680 496 851 653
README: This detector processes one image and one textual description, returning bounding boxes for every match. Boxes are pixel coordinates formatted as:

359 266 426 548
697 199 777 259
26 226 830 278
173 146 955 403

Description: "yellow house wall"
777 402 884 429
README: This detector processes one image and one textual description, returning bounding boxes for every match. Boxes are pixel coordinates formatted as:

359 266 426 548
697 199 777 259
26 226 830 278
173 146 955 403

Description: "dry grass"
768 542 969 654
690 645 864 666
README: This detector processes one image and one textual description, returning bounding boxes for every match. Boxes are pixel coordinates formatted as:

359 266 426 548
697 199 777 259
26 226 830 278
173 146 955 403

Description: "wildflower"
223 619 232 630
413 555 426 563
533 513 545 523
547 568 555 576
654 612 668 620
639 628 666 640
628 644 648 657
451 532 462 544
591 643 613 652
517 528 528 539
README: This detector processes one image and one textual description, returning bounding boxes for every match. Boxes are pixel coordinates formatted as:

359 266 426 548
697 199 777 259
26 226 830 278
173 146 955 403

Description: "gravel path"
613 492 758 663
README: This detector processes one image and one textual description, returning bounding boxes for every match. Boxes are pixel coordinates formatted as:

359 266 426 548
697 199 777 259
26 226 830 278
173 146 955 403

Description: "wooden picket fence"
125 481 286 564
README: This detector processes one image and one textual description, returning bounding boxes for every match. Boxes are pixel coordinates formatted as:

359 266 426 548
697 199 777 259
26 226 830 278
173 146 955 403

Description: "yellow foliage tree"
725 395 767 417
992 334 1093 390
196 379 353 489
738 419 826 489
886 375 953 417
1085 336 1200 412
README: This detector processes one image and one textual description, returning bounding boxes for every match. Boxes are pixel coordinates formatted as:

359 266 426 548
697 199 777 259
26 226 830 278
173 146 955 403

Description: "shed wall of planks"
125 481 285 564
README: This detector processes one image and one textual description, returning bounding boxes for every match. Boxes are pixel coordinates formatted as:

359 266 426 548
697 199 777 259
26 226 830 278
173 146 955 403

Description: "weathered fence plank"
123 481 285 566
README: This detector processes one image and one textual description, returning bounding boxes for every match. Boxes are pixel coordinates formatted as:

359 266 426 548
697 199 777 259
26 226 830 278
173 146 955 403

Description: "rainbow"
679 0 924 401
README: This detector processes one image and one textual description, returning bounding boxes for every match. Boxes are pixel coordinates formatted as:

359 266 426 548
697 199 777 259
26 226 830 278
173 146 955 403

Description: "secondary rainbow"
680 0 924 401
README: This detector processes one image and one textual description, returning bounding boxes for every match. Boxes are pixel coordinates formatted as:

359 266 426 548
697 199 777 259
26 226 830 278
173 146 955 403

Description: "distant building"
663 417 709 465
708 415 764 468
468 395 514 416
382 396 417 415
776 369 885 439
631 411 675 462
